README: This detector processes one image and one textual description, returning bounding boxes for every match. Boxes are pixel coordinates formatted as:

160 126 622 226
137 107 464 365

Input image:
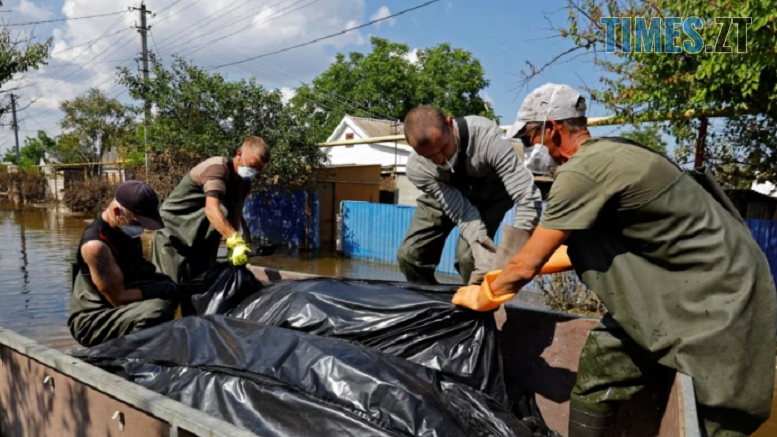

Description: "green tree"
517 0 777 186
0 1 52 120
620 123 668 155
118 56 323 190
2 130 56 168
56 88 137 168
291 37 496 141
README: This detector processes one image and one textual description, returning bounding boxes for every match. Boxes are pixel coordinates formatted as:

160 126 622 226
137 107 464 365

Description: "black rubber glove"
139 281 184 302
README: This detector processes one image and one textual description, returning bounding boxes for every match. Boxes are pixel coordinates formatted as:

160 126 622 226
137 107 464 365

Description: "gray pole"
10 93 20 161
134 2 152 172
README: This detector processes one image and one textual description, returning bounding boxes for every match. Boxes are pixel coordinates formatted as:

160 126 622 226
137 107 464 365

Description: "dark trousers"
396 193 513 284
69 291 175 348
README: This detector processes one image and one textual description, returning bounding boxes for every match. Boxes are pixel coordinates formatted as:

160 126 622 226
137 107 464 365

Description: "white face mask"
524 87 560 176
110 210 144 238
435 136 459 173
237 165 258 181
524 145 558 175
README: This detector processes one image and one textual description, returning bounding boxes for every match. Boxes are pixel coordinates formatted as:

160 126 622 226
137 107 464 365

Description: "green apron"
397 117 515 284
543 138 776 437
152 166 249 283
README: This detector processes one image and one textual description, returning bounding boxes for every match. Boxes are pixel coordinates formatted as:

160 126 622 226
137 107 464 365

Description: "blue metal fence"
341 201 520 275
746 219 777 284
342 202 777 280
244 191 319 249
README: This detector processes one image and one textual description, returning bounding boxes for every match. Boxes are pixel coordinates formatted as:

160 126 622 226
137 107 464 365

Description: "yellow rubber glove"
452 271 514 312
226 233 246 249
229 243 250 266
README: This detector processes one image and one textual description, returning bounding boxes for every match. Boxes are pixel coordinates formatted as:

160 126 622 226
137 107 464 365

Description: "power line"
171 0 308 56
156 0 272 53
153 0 208 25
4 10 125 26
209 0 441 70
51 27 131 55
154 0 184 16
179 0 319 58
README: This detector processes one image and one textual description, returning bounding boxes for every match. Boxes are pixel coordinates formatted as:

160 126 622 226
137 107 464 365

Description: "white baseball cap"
504 83 587 139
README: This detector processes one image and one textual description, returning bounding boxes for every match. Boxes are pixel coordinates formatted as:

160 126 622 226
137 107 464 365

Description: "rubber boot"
568 404 614 437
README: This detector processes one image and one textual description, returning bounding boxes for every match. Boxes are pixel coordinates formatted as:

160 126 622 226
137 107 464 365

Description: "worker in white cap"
454 83 776 437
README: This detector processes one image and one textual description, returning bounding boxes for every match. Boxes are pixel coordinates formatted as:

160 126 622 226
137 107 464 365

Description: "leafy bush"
0 169 48 203
63 178 118 212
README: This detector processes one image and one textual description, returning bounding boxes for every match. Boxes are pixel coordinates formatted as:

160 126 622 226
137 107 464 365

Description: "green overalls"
68 217 175 348
541 138 776 437
397 118 514 284
152 158 249 283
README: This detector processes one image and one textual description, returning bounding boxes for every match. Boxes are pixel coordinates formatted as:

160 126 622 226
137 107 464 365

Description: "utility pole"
133 2 152 172
10 93 20 162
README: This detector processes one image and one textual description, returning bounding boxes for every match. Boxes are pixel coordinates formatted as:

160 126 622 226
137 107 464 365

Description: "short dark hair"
404 106 448 148
560 117 588 134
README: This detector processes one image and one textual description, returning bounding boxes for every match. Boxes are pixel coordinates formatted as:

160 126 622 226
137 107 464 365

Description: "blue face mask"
110 210 144 238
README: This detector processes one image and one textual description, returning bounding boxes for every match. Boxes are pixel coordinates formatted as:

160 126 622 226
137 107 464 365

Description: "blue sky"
1 0 633 155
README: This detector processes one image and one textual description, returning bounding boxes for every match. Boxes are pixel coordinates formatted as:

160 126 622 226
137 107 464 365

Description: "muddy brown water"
0 203 774 433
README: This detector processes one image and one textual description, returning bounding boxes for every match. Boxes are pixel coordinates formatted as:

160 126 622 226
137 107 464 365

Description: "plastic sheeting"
227 277 508 405
186 263 261 316
77 316 536 437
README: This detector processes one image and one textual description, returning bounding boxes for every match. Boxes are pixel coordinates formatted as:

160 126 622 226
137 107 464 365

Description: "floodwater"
0 203 775 433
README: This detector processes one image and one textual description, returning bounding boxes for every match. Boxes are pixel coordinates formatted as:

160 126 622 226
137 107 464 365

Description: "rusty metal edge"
0 325 259 437
679 373 702 437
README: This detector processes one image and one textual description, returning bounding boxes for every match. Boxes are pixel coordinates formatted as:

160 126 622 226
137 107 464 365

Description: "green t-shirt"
541 137 776 416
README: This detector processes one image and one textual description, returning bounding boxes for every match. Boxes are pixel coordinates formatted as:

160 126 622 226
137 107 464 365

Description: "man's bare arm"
491 227 571 295
205 195 238 239
81 241 143 307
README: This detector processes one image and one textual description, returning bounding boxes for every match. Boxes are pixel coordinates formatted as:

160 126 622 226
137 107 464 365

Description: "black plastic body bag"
78 264 560 436
77 316 534 437
226 277 508 405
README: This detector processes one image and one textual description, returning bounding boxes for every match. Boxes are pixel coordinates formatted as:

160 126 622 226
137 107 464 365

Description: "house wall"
396 174 421 206
316 165 382 245
326 143 410 168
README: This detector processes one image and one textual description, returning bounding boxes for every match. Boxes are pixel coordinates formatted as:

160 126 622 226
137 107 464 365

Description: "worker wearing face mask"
398 106 543 285
152 136 271 283
69 181 197 347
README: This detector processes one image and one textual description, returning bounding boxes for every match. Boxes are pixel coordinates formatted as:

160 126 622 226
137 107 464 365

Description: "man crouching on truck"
454 83 776 437
69 181 194 348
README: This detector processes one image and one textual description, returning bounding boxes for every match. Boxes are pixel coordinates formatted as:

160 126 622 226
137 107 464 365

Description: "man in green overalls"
69 181 193 347
457 83 776 437
398 107 543 285
153 136 270 283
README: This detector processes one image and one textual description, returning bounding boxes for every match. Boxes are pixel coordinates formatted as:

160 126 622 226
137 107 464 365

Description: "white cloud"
2 0 374 152
370 6 396 27
16 0 52 21
446 2 453 12
403 48 419 65
280 87 297 104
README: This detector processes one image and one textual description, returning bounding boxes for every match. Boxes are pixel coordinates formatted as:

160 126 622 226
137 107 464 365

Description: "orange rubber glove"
453 246 573 311
452 271 513 312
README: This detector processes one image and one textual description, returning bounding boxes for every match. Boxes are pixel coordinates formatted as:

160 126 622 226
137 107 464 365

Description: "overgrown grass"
533 271 606 318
